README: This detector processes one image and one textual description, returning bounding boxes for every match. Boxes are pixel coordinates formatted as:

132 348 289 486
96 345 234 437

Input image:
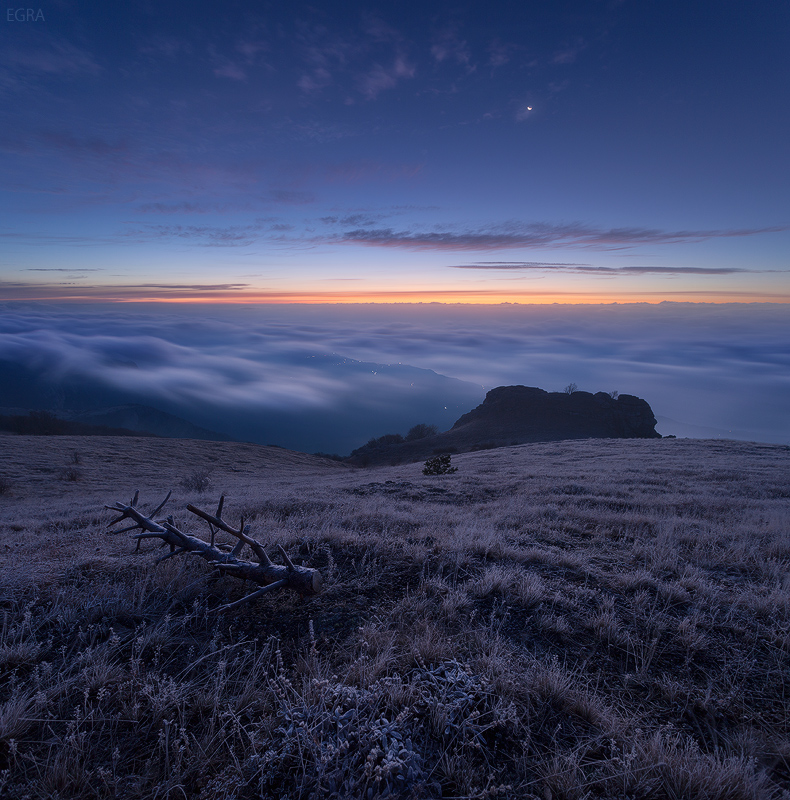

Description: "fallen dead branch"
106 490 321 611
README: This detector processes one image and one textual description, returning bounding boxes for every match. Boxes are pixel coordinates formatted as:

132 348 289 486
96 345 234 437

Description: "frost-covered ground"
1 435 788 798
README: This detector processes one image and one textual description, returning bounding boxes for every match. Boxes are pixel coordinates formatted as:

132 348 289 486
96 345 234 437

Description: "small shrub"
61 467 82 482
564 382 578 394
70 451 82 465
0 476 11 494
181 470 212 493
423 454 458 475
608 390 619 399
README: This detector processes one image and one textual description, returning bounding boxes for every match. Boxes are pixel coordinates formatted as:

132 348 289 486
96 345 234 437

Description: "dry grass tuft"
61 466 83 482
180 469 213 493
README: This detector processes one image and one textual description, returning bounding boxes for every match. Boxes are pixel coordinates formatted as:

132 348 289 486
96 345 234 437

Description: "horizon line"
2 297 789 307
2 290 790 305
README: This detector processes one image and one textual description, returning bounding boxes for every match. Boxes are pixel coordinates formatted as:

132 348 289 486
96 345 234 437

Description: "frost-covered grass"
0 435 788 798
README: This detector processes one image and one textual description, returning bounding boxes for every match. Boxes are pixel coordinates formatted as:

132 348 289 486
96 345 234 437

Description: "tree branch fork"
106 491 321 612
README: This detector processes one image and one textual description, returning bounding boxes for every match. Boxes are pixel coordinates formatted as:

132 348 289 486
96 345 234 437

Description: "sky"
1 0 788 303
0 1 788 450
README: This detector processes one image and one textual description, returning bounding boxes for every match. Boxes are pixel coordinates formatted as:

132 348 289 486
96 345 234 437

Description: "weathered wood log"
106 492 321 611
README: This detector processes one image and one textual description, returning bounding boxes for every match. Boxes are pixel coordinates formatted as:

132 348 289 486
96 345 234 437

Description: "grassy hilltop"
0 434 789 799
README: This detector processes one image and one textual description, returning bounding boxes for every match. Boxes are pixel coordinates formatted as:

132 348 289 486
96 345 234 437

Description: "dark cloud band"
334 223 787 251
448 262 753 275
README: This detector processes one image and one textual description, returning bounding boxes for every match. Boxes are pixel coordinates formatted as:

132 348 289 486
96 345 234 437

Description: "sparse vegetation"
350 433 408 467
61 466 82 482
0 434 789 798
180 469 212 493
422 454 459 475
564 382 578 394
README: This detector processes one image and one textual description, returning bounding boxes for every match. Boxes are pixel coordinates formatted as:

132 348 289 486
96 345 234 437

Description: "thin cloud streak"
0 36 101 80
15 217 783 257
0 282 252 301
333 223 788 251
120 224 264 247
448 262 755 275
25 268 106 273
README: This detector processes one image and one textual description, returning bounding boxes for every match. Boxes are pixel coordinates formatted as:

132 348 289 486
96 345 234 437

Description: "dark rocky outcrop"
449 386 660 444
349 385 660 465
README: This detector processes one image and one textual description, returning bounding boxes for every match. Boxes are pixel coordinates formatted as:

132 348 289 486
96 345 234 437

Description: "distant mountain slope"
70 405 234 442
0 355 484 454
0 404 233 442
350 385 660 465
0 410 155 438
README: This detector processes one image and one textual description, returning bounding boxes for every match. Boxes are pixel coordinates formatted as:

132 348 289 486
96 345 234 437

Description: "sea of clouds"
1 302 788 451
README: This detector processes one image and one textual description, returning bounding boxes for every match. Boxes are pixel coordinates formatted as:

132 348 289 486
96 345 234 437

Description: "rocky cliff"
449 386 659 445
349 385 660 465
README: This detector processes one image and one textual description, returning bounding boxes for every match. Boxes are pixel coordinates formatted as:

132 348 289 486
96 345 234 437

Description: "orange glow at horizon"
5 286 790 304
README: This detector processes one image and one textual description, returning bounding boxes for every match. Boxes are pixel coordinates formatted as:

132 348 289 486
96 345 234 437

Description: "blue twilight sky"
1 0 789 302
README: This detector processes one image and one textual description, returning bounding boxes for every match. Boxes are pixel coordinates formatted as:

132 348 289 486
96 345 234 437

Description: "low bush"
423 454 458 475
